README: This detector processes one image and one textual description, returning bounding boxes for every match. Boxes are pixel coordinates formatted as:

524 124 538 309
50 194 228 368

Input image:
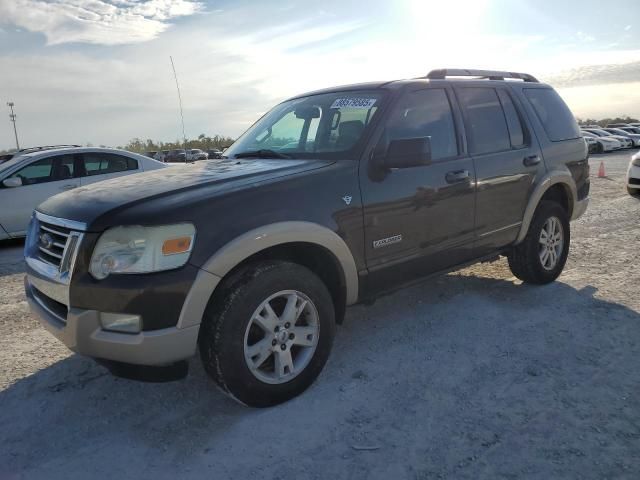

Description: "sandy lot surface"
1 151 639 479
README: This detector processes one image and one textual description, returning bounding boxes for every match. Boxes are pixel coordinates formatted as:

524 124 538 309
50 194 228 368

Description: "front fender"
177 221 359 328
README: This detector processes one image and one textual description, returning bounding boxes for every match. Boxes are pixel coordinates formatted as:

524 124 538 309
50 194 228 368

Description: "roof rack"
425 69 539 83
17 144 82 154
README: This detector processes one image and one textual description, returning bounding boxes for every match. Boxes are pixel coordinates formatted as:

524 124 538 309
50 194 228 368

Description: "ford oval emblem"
39 232 54 250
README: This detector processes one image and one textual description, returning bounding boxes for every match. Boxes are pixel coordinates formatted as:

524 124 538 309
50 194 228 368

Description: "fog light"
100 313 141 333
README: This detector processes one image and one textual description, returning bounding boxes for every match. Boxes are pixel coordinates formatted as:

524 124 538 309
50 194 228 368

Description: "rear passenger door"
455 86 542 254
80 152 140 186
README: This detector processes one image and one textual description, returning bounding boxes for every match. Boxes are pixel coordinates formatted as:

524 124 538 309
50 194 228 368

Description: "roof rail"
18 144 82 153
425 69 539 83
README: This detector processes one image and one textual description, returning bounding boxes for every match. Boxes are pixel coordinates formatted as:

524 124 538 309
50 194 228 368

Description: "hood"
38 158 331 229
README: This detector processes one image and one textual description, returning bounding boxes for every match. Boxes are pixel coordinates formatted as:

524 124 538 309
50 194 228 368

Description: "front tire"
595 143 604 154
199 261 335 407
507 201 570 284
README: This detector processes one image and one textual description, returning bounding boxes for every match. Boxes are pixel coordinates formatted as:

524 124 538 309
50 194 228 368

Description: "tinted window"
497 90 525 148
8 158 54 185
83 153 137 176
524 88 581 141
384 89 457 160
458 88 510 155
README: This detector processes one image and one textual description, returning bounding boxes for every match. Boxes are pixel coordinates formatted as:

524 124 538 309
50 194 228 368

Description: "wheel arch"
515 172 577 245
177 222 359 328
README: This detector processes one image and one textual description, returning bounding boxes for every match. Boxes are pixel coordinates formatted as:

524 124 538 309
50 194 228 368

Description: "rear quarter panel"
511 83 589 201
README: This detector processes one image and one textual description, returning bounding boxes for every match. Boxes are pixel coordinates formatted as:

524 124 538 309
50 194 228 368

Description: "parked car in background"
0 147 167 240
186 149 208 161
628 151 640 196
165 149 187 163
583 135 598 153
144 151 158 159
607 123 631 128
582 128 633 149
620 126 640 135
154 150 170 162
581 131 621 153
629 123 640 128
206 149 223 159
602 128 640 147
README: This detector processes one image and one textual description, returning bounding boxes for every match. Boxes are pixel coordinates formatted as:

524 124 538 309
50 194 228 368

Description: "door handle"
60 184 77 190
445 170 470 184
523 155 541 167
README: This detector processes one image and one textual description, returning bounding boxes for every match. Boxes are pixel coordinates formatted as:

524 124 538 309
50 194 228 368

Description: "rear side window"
497 90 526 148
83 153 138 176
524 88 580 142
458 88 510 155
384 88 458 160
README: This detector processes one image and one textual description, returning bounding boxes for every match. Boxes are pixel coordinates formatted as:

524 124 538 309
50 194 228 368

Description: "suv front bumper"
25 276 199 366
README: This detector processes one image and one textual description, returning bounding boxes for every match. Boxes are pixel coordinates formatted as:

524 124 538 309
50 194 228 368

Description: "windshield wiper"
233 149 291 159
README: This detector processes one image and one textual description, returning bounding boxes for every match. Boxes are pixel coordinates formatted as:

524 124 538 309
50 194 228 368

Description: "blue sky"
0 0 639 150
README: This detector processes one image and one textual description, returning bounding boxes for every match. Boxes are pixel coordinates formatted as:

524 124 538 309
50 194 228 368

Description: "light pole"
7 102 20 151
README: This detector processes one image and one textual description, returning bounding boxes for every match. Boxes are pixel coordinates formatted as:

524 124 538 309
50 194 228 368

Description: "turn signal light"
162 236 192 256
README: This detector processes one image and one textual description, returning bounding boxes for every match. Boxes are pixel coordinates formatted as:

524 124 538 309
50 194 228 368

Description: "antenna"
169 56 188 156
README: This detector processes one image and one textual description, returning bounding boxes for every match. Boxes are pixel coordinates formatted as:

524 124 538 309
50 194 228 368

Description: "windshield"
224 91 385 160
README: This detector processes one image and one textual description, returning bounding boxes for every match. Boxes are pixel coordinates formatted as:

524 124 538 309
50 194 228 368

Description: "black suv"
25 69 589 406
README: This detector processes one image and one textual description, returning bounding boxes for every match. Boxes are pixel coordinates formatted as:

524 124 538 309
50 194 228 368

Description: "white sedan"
628 151 640 197
582 131 621 153
0 147 166 239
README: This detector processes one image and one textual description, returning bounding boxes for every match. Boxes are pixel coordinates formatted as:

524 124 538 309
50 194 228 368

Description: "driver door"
359 86 477 294
0 154 81 236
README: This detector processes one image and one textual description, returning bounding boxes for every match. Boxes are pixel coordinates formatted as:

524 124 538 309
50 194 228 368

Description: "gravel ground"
1 151 639 480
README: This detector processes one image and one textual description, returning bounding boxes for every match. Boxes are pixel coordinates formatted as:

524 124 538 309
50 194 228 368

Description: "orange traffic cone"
598 161 606 178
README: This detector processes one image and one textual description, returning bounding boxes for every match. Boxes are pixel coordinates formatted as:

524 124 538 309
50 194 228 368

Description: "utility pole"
7 102 20 151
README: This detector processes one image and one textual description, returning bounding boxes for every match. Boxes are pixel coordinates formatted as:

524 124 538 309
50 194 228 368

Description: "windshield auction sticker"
330 98 377 109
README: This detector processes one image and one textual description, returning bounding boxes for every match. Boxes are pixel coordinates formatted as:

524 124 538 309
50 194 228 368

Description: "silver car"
0 147 166 239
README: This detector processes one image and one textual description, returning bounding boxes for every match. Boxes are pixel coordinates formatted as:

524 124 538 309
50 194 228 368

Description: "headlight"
632 156 640 167
90 224 195 280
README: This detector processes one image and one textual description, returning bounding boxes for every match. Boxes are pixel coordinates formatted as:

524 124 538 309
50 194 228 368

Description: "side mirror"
384 137 432 169
2 177 22 188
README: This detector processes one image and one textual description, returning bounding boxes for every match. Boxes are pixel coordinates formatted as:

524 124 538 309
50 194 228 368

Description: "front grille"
37 221 72 268
26 213 85 284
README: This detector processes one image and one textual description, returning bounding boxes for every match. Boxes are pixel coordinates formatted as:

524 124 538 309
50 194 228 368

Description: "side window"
8 158 54 185
83 153 137 176
458 88 510 155
383 89 458 160
53 154 76 180
497 90 526 148
524 88 581 142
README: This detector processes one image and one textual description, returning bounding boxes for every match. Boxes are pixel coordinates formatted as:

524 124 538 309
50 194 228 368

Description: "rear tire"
199 261 335 407
507 201 570 284
595 143 604 154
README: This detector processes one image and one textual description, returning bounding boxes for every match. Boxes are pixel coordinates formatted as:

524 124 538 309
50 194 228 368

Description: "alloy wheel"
243 290 320 384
